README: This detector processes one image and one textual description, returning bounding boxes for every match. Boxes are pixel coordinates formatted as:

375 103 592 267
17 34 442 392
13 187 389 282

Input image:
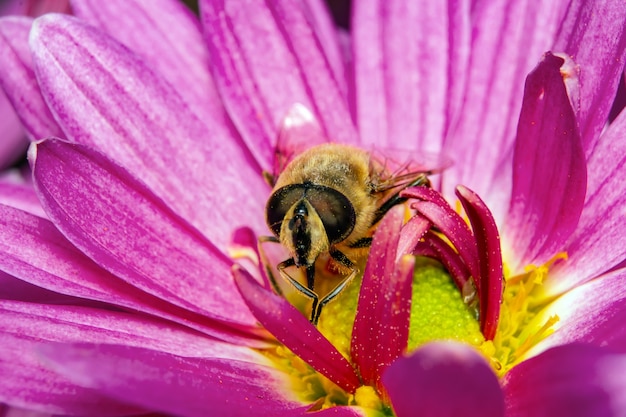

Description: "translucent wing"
272 104 329 181
368 145 453 193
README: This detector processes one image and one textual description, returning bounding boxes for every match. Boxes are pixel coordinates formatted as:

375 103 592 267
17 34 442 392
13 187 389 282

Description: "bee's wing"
369 146 453 193
272 104 329 180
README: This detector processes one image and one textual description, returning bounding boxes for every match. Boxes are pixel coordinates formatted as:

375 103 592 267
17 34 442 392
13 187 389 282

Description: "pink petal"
233 266 361 394
352 0 470 152
40 343 306 417
71 0 228 126
549 110 626 293
0 17 63 140
553 0 626 153
526 268 626 356
382 342 504 417
442 1 570 218
351 207 414 389
503 344 626 416
30 138 257 329
0 333 143 416
0 300 263 362
0 203 263 345
200 0 357 171
503 53 586 273
0 270 89 305
29 14 267 252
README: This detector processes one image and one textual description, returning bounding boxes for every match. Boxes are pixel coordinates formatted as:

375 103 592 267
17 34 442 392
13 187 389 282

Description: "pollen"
407 259 485 350
491 252 567 375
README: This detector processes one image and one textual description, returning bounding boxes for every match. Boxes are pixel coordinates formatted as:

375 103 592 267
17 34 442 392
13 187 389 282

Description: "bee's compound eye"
266 184 307 236
266 184 356 243
305 186 356 244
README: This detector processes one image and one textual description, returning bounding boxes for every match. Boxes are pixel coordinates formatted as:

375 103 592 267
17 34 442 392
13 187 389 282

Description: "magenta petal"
352 0 469 151
550 111 626 293
71 0 227 125
39 343 306 417
404 186 480 282
30 14 267 251
553 0 626 153
200 0 357 171
503 344 626 417
0 300 263 362
31 138 257 328
0 17 63 140
0 181 45 217
233 266 361 393
0 203 261 345
382 342 504 417
503 53 586 272
351 207 414 388
0 89 27 169
0 332 143 416
456 185 503 341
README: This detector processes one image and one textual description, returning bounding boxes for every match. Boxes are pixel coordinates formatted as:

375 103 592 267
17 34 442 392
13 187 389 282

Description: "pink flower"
0 0 625 416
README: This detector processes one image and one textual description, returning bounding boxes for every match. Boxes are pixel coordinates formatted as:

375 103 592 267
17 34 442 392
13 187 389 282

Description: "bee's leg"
311 249 357 325
258 235 283 295
370 174 430 226
277 260 320 324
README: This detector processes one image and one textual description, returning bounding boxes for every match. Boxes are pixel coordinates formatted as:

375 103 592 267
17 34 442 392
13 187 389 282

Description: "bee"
264 142 435 325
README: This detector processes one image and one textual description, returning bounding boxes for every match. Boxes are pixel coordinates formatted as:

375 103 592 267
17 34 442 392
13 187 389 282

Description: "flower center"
490 253 566 375
262 258 486 413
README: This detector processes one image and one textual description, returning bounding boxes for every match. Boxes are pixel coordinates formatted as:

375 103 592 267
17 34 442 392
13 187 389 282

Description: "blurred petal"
550 110 626 293
351 207 413 388
0 333 143 416
503 344 626 417
31 139 257 328
553 0 626 153
233 266 361 393
383 342 504 417
71 0 228 125
526 268 626 356
30 14 267 251
40 343 306 417
0 89 26 169
200 0 357 171
0 181 44 217
0 17 63 140
0 203 262 345
353 0 470 152
503 53 586 272
443 0 569 217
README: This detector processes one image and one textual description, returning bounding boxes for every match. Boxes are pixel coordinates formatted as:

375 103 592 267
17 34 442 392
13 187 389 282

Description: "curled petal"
503 52 586 272
352 207 414 389
233 266 361 393
456 185 503 340
383 342 504 417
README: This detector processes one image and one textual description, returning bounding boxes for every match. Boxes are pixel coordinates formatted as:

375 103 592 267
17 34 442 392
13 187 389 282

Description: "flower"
0 1 625 417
